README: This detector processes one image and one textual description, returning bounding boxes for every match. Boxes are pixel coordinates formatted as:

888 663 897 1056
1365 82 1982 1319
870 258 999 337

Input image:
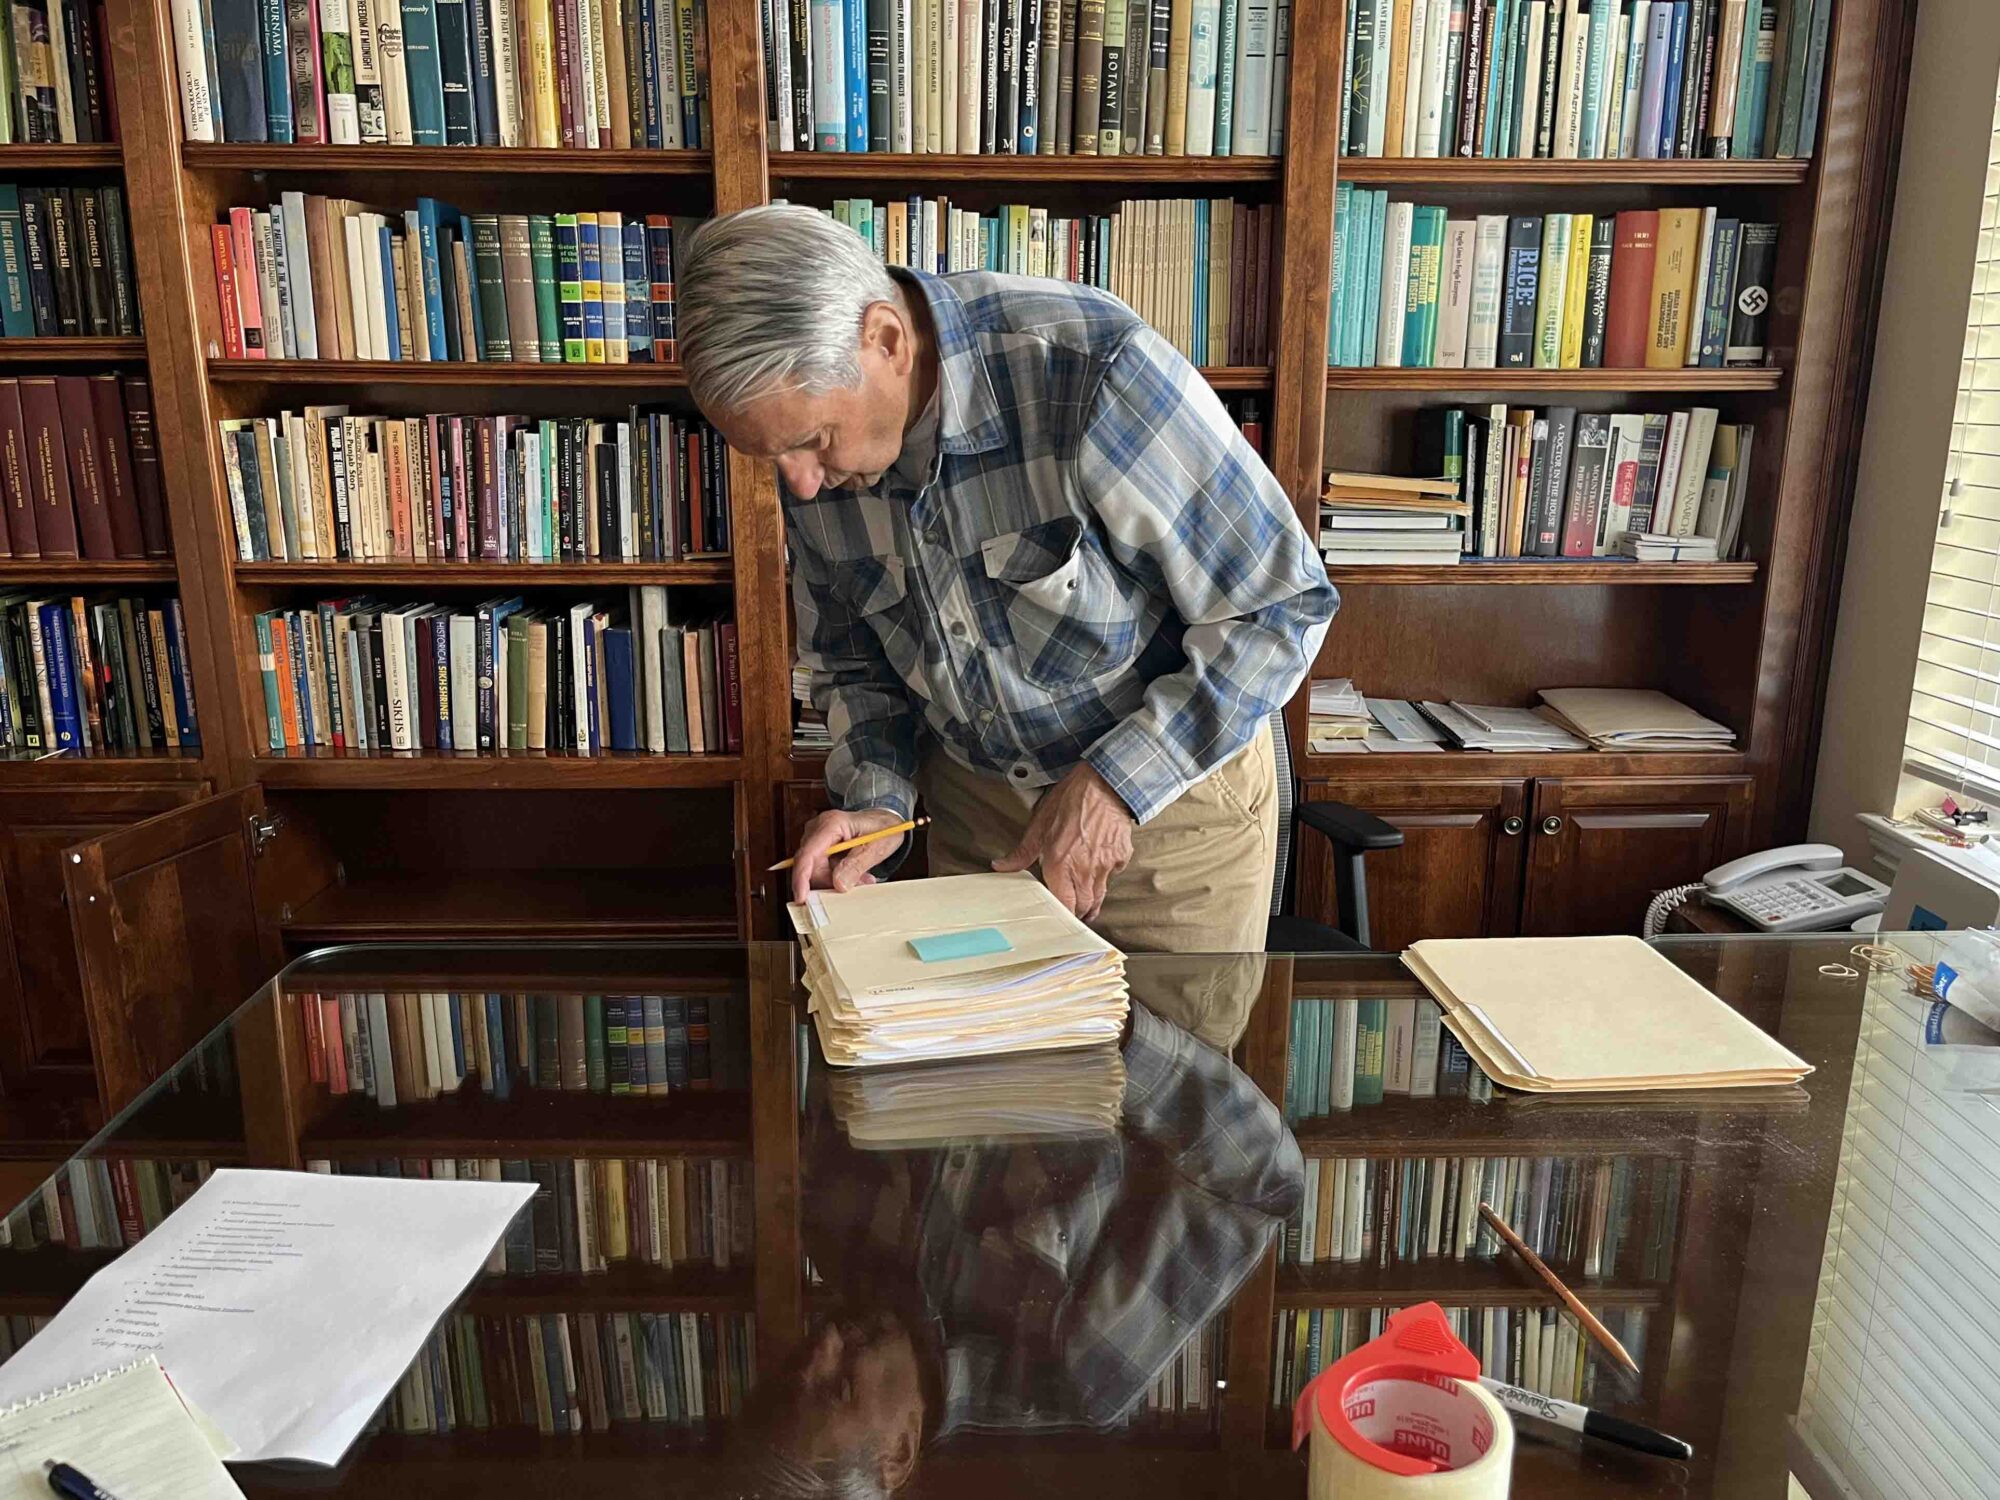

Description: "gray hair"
679 204 899 413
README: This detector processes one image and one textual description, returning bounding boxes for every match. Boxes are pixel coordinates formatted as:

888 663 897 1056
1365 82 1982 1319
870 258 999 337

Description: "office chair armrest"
1297 800 1405 853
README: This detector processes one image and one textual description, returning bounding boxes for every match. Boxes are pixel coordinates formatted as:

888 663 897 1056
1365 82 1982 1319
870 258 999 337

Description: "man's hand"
790 807 908 905
992 763 1135 921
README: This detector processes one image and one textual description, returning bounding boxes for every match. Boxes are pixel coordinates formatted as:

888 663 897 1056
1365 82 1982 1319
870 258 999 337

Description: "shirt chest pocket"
980 519 1140 688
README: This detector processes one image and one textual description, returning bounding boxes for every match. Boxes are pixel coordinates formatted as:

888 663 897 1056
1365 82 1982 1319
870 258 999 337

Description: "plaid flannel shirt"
803 1005 1304 1436
789 270 1336 825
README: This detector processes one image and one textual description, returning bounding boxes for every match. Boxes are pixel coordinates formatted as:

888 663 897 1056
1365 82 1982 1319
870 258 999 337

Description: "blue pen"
43 1460 122 1500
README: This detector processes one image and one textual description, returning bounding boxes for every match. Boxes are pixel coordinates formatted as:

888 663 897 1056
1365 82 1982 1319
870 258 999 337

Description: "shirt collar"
894 269 1008 457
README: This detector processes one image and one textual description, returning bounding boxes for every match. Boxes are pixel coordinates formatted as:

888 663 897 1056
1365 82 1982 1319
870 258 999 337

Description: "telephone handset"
1643 843 1890 936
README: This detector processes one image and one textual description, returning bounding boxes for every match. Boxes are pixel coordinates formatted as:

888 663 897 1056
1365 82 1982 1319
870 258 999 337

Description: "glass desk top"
2 935 1994 1499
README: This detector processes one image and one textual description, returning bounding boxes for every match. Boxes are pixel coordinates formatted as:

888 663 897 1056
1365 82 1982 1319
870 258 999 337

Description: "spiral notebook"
0 1358 243 1499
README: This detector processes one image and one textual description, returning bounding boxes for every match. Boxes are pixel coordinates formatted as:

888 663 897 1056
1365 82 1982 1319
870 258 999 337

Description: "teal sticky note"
908 928 1014 963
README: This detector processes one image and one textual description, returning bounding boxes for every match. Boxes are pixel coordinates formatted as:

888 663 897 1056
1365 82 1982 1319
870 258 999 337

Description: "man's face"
708 302 916 500
765 1310 925 1491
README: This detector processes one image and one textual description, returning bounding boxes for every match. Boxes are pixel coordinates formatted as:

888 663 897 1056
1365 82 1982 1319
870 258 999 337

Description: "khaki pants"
916 724 1279 957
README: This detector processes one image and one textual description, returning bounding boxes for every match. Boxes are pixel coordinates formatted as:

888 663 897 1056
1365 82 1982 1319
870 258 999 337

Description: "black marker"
44 1460 125 1500
1478 1377 1694 1461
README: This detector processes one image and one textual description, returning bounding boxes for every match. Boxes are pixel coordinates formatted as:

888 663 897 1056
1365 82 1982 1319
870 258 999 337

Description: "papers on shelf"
1420 701 1589 752
1403 936 1814 1092
829 1045 1127 1147
1309 678 1370 740
0 1169 536 1465
1320 472 1468 566
0 1359 243 1500
1367 698 1446 744
789 872 1129 1069
1616 532 1721 563
1310 730 1446 754
1537 688 1736 751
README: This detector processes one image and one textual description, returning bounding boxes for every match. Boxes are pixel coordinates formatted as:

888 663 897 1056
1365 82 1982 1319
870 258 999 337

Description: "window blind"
1902 83 2000 808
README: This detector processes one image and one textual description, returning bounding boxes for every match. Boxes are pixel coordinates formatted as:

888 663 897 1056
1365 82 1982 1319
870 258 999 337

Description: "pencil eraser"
909 928 1013 962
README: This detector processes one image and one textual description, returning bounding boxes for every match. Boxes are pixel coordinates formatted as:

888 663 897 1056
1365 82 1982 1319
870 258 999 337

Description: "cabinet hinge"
247 811 286 858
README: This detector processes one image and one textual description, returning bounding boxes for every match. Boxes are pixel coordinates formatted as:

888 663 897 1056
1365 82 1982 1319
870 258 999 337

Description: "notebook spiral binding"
0 1357 157 1415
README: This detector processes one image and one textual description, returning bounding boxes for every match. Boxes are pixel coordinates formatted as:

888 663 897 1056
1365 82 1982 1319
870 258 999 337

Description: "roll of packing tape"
1295 1303 1513 1500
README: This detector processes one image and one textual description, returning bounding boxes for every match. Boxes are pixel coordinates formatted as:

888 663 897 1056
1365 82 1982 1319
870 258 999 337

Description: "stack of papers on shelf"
1537 688 1737 751
1369 698 1447 746
1617 533 1721 563
1421 701 1589 752
789 872 1129 1068
791 662 830 749
1308 678 1371 743
1403 936 1814 1092
1320 471 1468 567
829 1045 1126 1147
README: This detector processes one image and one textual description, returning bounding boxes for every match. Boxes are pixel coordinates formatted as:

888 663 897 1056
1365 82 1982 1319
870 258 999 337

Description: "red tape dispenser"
1292 1302 1515 1498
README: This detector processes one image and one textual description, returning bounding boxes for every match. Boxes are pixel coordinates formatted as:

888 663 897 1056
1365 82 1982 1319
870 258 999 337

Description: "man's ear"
862 300 912 375
878 1418 921 1492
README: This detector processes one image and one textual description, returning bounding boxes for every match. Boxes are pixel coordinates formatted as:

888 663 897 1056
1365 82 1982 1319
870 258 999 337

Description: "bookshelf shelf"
1323 561 1758 585
233 560 734 587
181 144 715 177
253 752 746 790
0 749 209 784
0 1247 121 1315
0 558 177 581
1296 747 1749 780
280 869 740 943
768 152 1284 184
302 1086 750 1158
0 143 124 169
1286 1094 1767 1156
207 358 689 388
1200 367 1275 390
1273 1261 1667 1309
1333 158 1813 187
1325 366 1784 391
0 337 147 363
461 1262 754 1316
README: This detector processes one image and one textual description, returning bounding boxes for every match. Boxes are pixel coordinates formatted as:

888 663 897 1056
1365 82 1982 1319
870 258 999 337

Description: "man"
678 204 1335 951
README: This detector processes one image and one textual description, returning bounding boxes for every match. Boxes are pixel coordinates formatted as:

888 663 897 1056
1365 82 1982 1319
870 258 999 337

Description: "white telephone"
1644 844 1890 936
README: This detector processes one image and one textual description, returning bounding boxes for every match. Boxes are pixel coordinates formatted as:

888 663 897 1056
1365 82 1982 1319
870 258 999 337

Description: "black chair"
1265 713 1405 952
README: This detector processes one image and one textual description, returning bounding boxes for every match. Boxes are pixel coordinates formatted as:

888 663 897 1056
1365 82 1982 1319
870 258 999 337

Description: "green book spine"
1329 181 1351 363
1353 998 1387 1105
1403 204 1445 367
505 612 529 748
583 994 607 1093
1212 0 1237 154
470 214 511 360
605 996 630 1094
253 611 282 749
555 213 585 363
528 215 562 361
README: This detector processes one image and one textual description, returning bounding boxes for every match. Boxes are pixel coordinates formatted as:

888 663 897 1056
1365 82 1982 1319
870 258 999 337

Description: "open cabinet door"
60 787 331 1115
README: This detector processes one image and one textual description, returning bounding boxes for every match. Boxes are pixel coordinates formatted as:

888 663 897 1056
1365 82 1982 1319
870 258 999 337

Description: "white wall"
1808 0 2000 863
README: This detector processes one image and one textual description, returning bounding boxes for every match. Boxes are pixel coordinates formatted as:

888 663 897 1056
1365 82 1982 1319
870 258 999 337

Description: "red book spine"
19 376 77 558
57 374 116 560
120 376 171 556
87 375 144 557
719 619 742 754
301 987 327 1083
425 414 448 557
0 378 22 558
476 417 500 559
553 0 577 146
323 996 349 1093
1603 211 1660 369
108 1160 144 1245
229 206 266 357
212 224 245 358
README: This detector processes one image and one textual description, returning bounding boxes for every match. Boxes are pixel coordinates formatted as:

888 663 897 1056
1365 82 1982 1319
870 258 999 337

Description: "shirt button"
927 526 946 548
979 709 996 725
950 620 968 639
1011 765 1031 781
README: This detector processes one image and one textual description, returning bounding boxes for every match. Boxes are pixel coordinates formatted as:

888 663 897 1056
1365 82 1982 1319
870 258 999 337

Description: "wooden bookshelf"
768 152 1283 184
232 560 735 586
1321 561 1759 585
1333 158 1814 187
181 144 715 177
0 336 147 362
1324 366 1785 391
0 558 177 581
0 144 123 168
251 751 748 790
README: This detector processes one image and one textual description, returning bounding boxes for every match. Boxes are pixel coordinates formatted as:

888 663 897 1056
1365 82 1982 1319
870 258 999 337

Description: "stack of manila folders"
789 871 1128 1068
829 1046 1126 1146
1536 687 1736 751
1404 935 1812 1092
1318 471 1468 566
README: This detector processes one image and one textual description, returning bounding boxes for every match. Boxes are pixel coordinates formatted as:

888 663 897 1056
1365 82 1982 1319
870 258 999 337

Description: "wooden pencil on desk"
1478 1201 1642 1376
768 818 930 872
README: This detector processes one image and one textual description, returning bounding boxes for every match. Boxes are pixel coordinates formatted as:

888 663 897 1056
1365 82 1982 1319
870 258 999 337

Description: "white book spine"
768 0 795 150
489 0 522 146
957 0 980 153
1670 406 1719 536
45 0 74 140
1364 0 1394 157
1399 0 1429 156
1331 998 1358 1109
1415 0 1451 157
1601 12 1632 157
1343 1158 1367 1261
892 0 913 151
1467 214 1506 367
449 616 477 749
1433 219 1475 367
1376 200 1415 367
1410 998 1441 1097
1385 996 1415 1092
1552 0 1589 159
170 0 216 141
939 0 959 151
1534 213 1570 368
809 0 848 146
1269 0 1291 154
1655 409 1691 532
341 214 372 358
1620 1 1652 158
1684 206 1717 367
1233 2 1274 154
1517 2 1548 159
378 6 416 143
1299 1158 1319 1264
1187 0 1223 157
1329 1157 1348 1260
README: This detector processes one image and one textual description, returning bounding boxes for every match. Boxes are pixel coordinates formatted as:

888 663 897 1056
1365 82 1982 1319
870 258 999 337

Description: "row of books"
298 989 750 1104
0 184 141 339
1283 1153 1684 1280
313 1156 751 1274
1 0 114 142
1340 0 1830 161
179 0 714 147
1136 1315 1225 1428
0 1317 48 1363
210 199 700 364
1433 403 1750 562
1272 1303 1652 1410
832 195 1275 368
1316 468 1471 568
378 1310 753 1436
255 594 741 757
1330 197 1777 371
0 375 171 560
221 407 731 565
763 0 1294 157
1284 994 1490 1116
1 1159 214 1253
0 592 202 755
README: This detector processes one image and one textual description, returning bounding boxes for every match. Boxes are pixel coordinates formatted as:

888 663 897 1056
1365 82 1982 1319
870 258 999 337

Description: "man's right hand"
789 807 908 905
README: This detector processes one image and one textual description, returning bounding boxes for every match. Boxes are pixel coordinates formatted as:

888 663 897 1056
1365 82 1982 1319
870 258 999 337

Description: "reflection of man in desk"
736 1006 1302 1495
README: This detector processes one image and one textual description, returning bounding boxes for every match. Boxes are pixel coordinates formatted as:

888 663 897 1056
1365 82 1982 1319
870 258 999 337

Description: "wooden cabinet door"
1520 777 1756 937
0 781 206 1098
1296 780 1530 953
61 787 335 1114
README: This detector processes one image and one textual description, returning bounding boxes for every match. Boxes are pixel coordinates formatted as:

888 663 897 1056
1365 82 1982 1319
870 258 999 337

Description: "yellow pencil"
768 817 929 872
1479 1202 1641 1375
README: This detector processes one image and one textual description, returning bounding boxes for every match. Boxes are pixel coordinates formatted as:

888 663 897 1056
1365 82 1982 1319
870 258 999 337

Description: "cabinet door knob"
1541 814 1564 835
1502 815 1525 835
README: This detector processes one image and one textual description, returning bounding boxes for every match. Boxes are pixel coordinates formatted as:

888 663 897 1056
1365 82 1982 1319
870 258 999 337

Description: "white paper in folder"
1403 935 1812 1091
